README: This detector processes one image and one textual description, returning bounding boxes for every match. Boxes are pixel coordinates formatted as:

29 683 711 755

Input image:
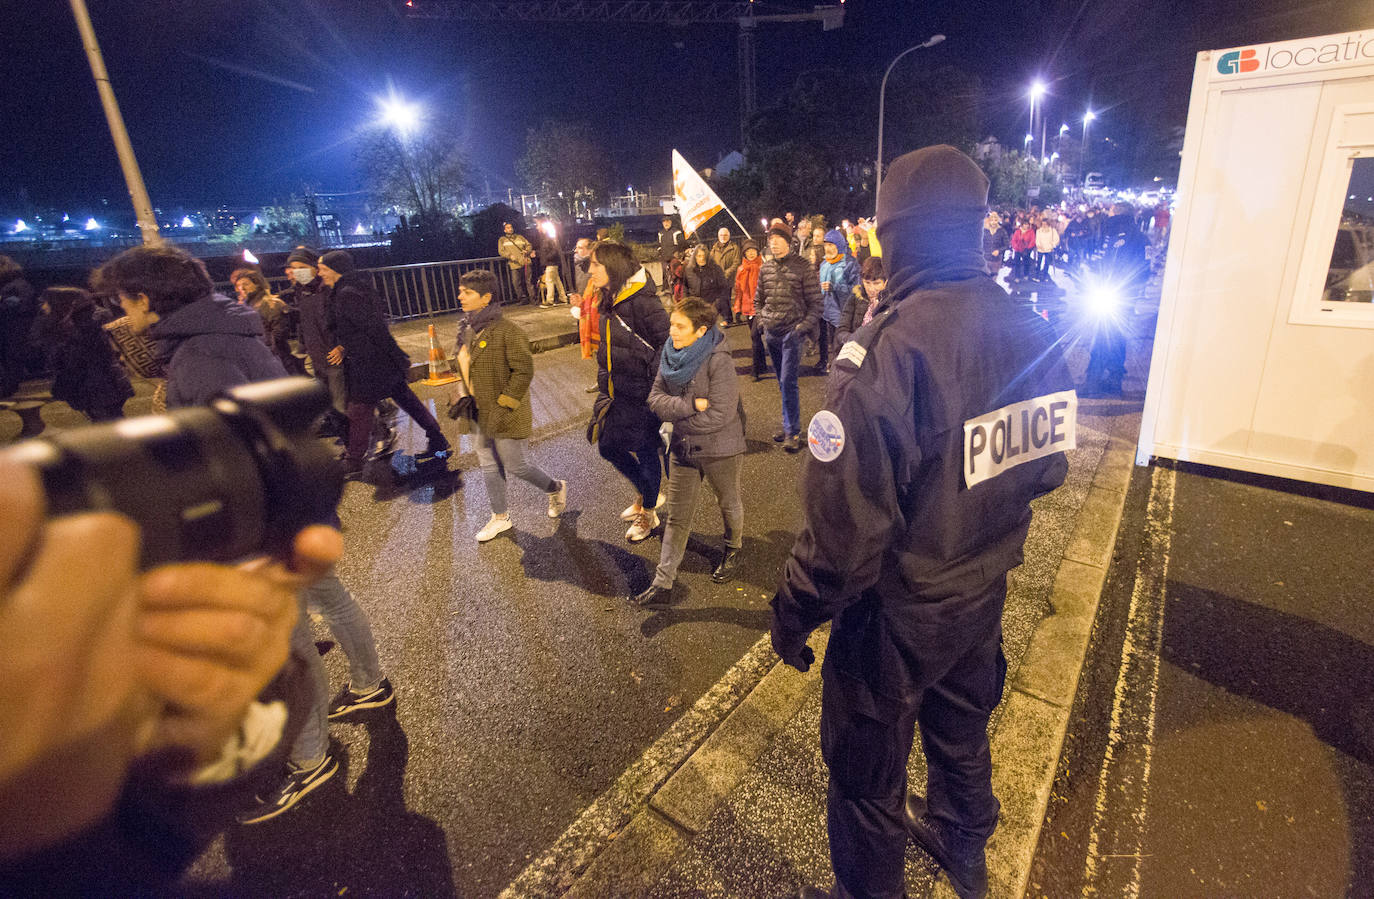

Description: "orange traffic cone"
421 323 458 386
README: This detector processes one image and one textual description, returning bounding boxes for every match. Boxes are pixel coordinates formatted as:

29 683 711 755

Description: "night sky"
3 0 1367 212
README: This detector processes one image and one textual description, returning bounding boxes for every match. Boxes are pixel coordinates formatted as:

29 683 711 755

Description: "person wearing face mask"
278 246 345 435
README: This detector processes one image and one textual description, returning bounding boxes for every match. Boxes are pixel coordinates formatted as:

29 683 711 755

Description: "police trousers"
820 577 1008 899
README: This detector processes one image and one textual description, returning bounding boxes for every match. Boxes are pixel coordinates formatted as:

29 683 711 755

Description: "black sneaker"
327 678 395 720
903 794 988 899
425 433 451 456
237 755 338 825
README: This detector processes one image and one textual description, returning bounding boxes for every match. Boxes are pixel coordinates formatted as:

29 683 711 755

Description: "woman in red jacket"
1010 219 1037 282
732 240 767 380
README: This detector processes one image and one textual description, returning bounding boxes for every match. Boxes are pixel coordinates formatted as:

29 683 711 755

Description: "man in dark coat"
0 256 38 398
773 146 1073 899
657 216 686 297
751 219 822 453
316 251 449 475
278 246 346 434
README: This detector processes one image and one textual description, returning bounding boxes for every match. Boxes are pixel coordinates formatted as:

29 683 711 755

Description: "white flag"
671 150 725 237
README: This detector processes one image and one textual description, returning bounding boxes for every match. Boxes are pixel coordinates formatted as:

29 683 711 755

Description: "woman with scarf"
817 228 860 374
732 240 767 380
636 297 745 605
449 269 567 542
836 255 887 348
589 240 671 543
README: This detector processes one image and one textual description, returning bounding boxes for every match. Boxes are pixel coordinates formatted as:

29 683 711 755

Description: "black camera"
1 378 343 568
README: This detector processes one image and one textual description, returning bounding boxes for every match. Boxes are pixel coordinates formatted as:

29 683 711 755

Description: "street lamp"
378 93 422 136
1029 80 1047 160
1082 110 1097 177
875 33 946 214
1025 133 1034 147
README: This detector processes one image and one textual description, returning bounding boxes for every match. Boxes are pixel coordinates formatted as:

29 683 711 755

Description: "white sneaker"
547 480 567 518
621 503 642 521
475 514 513 543
626 509 659 543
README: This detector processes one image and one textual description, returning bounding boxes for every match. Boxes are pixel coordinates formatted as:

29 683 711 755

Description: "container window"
1322 156 1374 305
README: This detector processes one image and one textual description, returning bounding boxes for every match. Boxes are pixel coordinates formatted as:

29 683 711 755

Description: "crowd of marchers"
1 145 1148 897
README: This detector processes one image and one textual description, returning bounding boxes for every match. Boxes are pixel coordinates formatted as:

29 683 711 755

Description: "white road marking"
1082 464 1175 897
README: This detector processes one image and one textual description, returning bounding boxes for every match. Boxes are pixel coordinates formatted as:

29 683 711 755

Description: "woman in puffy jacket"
589 240 671 543
637 297 745 606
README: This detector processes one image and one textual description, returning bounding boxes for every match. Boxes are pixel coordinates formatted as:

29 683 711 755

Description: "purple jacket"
150 293 287 408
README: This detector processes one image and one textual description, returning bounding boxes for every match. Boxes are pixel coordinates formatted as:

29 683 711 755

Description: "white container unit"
1138 28 1374 492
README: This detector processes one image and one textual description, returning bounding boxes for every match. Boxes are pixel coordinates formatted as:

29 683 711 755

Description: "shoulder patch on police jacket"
964 389 1077 488
807 410 845 461
834 307 895 371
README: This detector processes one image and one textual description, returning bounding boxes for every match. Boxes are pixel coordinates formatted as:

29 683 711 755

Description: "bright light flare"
355 222 368 235
1081 274 1126 323
378 93 422 135
85 218 100 231
1083 110 1096 124
13 219 27 233
243 249 259 264
539 220 558 240
1029 81 1047 99
1059 123 1069 135
1024 133 1033 144
180 215 195 228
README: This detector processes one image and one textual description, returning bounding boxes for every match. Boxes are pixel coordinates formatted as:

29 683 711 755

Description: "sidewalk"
391 302 582 364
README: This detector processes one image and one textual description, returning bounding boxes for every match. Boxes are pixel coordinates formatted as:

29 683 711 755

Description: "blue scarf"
659 326 721 393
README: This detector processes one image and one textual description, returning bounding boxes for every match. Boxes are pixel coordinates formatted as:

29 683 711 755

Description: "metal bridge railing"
240 253 575 321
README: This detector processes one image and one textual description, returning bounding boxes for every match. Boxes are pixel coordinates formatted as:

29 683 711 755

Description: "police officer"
771 145 1074 899
1084 203 1145 396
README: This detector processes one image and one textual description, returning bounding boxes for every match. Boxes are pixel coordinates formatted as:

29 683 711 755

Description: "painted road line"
1082 464 1175 897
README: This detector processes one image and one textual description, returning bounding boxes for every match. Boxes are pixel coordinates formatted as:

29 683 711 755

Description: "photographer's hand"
0 459 150 860
134 525 341 766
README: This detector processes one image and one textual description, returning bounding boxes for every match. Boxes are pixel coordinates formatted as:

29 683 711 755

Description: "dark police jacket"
772 270 1073 719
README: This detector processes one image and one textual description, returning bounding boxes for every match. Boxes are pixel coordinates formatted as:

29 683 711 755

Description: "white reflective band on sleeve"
836 341 867 368
963 389 1077 488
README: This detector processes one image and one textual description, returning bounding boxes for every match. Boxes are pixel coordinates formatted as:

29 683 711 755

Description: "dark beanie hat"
742 239 759 254
767 218 792 241
875 144 988 240
287 245 319 267
319 250 356 274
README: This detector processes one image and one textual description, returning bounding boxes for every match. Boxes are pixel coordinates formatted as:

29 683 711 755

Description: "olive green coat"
460 314 535 439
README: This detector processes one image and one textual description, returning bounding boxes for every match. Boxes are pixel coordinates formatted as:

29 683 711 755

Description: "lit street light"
1025 133 1034 146
875 33 946 213
378 92 422 136
1082 110 1097 178
1029 80 1047 161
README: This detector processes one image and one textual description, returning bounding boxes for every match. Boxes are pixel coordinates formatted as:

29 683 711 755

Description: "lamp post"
1028 81 1047 163
875 34 946 214
1082 110 1097 179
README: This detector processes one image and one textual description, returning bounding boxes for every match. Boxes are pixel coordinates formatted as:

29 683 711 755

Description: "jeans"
1013 250 1033 279
289 567 385 766
653 454 743 588
764 329 802 436
319 364 347 415
473 422 558 515
599 436 663 508
749 320 768 378
818 319 834 367
346 383 444 463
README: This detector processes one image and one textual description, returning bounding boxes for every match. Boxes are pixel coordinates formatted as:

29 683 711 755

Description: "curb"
986 420 1138 899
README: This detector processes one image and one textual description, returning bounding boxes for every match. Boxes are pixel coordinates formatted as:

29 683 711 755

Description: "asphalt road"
1029 458 1374 897
180 326 830 898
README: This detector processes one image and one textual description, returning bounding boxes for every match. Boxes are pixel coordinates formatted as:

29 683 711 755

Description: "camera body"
1 378 343 568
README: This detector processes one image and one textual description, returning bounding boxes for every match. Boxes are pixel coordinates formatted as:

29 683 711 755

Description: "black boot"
631 584 673 607
424 432 451 456
903 794 988 899
711 547 742 583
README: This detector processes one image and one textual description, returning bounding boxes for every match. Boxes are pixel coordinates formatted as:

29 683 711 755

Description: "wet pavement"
1030 459 1374 898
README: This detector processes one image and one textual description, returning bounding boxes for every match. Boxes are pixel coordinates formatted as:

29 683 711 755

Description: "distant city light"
243 249 259 264
355 222 367 235
13 219 27 233
62 213 70 222
180 215 194 228
378 92 422 136
1059 123 1069 135
85 218 100 231
252 215 262 227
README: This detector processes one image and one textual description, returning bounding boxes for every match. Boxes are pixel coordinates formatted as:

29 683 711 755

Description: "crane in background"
399 1 845 144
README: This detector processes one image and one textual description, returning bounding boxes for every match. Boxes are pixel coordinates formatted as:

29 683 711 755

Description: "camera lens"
2 378 342 567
